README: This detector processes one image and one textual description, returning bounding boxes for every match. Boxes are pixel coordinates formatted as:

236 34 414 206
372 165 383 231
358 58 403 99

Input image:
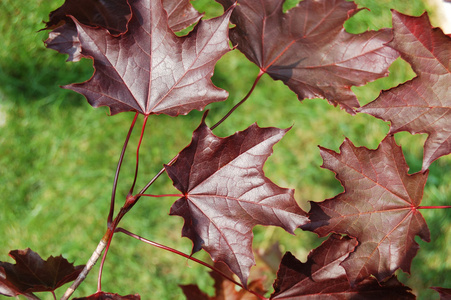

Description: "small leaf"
0 248 84 293
165 114 308 286
44 0 132 62
217 0 399 113
73 292 140 300
359 11 451 171
0 267 39 299
302 136 430 285
44 0 201 61
271 234 415 299
64 0 232 116
44 0 131 33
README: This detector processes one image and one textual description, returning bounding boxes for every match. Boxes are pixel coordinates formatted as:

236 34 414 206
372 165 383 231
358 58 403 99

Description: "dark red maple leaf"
165 113 308 286
73 292 140 299
0 248 84 293
180 262 266 300
359 11 451 171
44 0 131 33
216 0 399 114
44 0 202 62
271 234 415 299
44 0 132 62
0 267 39 299
62 0 232 116
302 135 431 285
431 287 451 300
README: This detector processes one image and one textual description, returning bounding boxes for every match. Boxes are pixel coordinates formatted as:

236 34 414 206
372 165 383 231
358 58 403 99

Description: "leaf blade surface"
64 0 231 116
217 0 399 113
360 12 451 170
271 234 415 299
303 136 430 285
165 116 308 286
0 248 84 293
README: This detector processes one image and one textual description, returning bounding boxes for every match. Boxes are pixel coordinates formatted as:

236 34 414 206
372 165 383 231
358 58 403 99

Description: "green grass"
1 0 450 299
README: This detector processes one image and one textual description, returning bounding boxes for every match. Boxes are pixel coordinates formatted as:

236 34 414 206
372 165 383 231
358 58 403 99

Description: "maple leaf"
44 0 202 62
44 0 131 33
73 292 141 299
271 234 415 299
302 135 431 285
0 267 39 300
165 113 308 286
216 0 399 114
44 0 132 62
0 248 84 293
431 287 451 300
359 11 451 171
62 0 231 116
180 262 266 300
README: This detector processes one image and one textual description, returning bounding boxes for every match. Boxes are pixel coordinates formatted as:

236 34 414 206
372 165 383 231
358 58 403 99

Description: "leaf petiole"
128 114 149 196
418 206 451 209
210 70 264 130
135 193 184 198
108 112 139 225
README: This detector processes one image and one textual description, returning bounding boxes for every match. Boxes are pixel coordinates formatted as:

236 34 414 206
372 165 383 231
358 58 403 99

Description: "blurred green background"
1 0 450 299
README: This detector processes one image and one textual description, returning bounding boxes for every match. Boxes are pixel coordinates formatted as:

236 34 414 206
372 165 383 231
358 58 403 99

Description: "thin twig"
61 239 107 300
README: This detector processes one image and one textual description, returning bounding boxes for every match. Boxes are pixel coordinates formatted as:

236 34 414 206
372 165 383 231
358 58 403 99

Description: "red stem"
418 206 451 209
115 227 268 300
135 193 184 198
210 70 264 131
129 114 149 196
108 112 139 225
128 154 179 210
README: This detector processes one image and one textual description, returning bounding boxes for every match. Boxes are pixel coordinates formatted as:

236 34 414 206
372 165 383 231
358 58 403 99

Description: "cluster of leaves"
1 0 451 299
